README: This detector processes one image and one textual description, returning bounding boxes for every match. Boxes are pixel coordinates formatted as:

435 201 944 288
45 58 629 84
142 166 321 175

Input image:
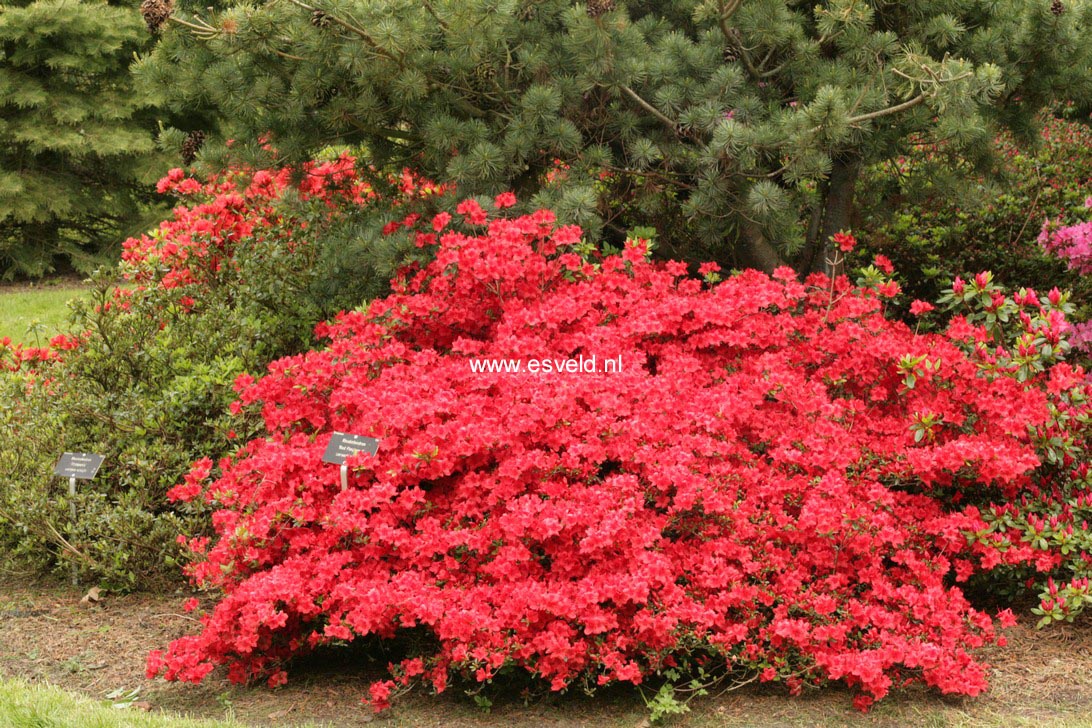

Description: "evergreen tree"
136 0 1092 271
0 0 162 276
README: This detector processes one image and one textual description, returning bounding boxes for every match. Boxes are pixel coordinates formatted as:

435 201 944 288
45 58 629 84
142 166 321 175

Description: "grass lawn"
0 678 241 728
0 282 85 345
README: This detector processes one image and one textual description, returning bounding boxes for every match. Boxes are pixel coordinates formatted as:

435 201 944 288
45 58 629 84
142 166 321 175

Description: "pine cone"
310 10 331 28
722 27 742 62
181 130 206 165
1051 0 1064 15
587 0 616 18
472 62 497 90
316 84 340 104
517 1 537 21
140 0 174 33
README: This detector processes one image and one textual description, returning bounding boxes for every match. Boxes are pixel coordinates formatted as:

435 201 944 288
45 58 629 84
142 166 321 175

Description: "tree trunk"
794 177 830 274
739 219 786 273
813 154 861 277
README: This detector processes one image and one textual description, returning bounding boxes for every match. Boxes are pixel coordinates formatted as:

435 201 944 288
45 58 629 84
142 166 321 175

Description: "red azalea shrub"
935 272 1092 626
120 160 453 363
129 157 362 283
123 158 448 302
151 198 1091 711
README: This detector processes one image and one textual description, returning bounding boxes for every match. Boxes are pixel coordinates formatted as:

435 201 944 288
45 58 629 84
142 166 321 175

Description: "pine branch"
343 115 417 141
759 61 788 79
285 0 403 66
797 94 926 142
421 0 450 32
719 0 743 23
845 93 925 125
718 0 764 80
167 15 219 39
273 49 307 61
620 85 679 133
452 97 490 119
601 163 695 190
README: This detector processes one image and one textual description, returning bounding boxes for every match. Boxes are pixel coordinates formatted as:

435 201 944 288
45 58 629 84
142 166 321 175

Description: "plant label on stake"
54 453 105 480
53 452 105 587
322 433 379 490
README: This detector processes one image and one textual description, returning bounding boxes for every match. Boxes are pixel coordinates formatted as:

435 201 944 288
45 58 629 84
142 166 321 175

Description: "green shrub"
0 158 447 590
855 113 1092 322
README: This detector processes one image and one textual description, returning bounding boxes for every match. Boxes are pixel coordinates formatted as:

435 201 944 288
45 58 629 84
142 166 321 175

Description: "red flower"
833 232 856 252
456 199 488 225
910 300 935 315
431 212 452 232
622 239 648 264
876 280 900 297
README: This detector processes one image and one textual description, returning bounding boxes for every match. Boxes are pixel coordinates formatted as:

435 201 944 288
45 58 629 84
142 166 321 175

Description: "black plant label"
322 432 379 465
54 453 105 480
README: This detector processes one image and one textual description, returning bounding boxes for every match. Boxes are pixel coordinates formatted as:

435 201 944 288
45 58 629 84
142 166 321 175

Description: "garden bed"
2 580 1091 727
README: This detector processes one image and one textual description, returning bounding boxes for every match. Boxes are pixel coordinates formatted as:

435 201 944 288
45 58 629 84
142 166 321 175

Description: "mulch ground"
2 579 1092 727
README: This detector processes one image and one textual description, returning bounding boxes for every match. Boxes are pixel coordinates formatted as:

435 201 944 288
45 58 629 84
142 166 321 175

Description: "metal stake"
68 475 78 586
340 464 348 491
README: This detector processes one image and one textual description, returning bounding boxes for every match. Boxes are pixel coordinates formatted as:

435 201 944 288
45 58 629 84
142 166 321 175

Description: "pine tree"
0 0 163 276
135 0 1092 272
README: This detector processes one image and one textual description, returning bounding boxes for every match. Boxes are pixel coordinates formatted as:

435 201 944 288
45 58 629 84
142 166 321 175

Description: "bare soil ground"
0 274 87 292
2 580 1092 727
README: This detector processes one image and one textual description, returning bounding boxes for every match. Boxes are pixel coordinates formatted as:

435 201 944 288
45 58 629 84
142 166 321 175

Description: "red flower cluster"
149 199 1090 711
123 156 447 293
833 231 856 253
0 336 62 372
